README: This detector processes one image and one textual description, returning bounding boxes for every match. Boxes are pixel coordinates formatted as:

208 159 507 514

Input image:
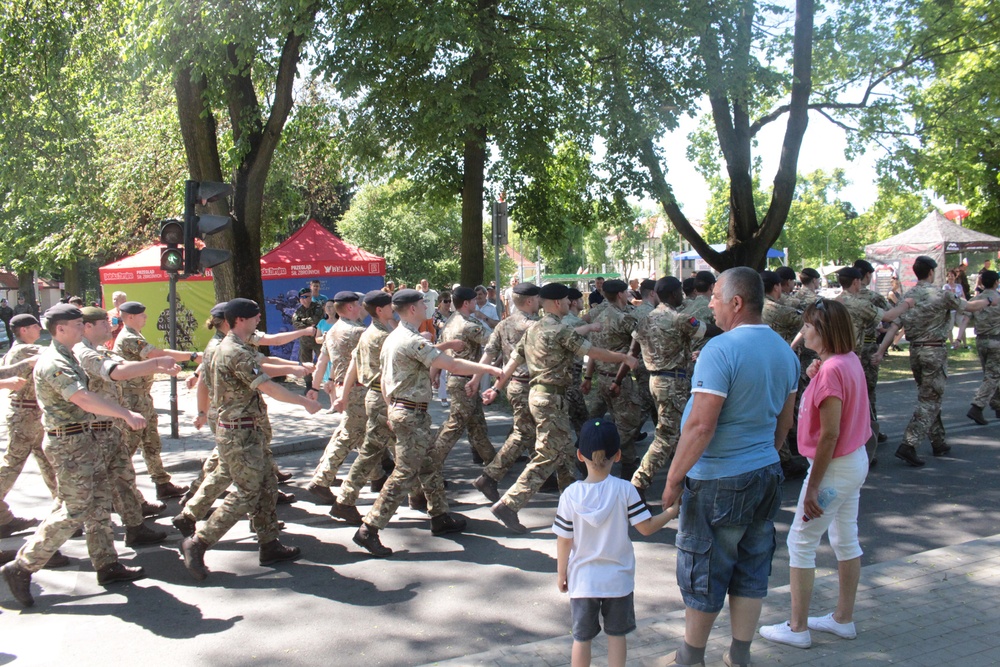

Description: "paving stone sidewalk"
423 534 1000 667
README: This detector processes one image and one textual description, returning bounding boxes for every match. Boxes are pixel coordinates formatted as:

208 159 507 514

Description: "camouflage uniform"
292 300 323 376
185 330 226 498
762 296 802 461
792 287 820 384
113 325 172 485
898 282 963 452
859 286 890 418
14 340 117 573
74 337 146 528
0 340 56 526
363 322 441 529
681 295 714 376
425 311 495 515
481 310 538 483
339 318 396 507
560 312 591 433
195 332 279 547
631 302 658 428
499 314 592 512
585 303 642 471
630 305 707 490
971 288 1000 410
838 292 882 354
311 317 368 487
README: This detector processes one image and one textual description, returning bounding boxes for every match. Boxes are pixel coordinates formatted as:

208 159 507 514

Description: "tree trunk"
17 272 38 317
63 259 80 298
461 125 488 287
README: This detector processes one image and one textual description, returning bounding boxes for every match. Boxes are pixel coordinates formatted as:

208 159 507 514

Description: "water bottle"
803 487 837 522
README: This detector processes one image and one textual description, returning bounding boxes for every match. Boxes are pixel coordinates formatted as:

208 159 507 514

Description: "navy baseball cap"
578 418 620 460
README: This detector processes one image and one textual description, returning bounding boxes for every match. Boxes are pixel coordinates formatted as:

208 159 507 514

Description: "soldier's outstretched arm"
258 380 322 414
109 357 179 381
311 347 331 389
69 389 146 430
0 377 27 391
257 327 316 346
147 347 202 364
613 340 642 387
432 354 502 379
194 374 209 429
482 355 520 405
588 346 637 369
0 358 37 379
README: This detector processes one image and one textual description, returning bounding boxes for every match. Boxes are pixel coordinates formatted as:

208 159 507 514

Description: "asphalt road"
2 369 1000 666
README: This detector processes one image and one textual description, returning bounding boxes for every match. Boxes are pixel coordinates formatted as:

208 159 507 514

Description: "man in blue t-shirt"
662 266 799 667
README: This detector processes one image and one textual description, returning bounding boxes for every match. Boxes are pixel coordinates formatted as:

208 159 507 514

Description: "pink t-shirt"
797 352 871 460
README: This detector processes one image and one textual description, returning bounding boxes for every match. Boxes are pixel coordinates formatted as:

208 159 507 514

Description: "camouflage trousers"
93 424 145 528
17 432 117 573
902 346 948 450
585 374 643 469
501 390 576 513
635 366 657 426
339 390 396 506
433 375 496 465
632 376 690 490
196 427 279 547
566 382 589 435
483 379 535 483
364 406 436 530
312 388 368 487
121 392 172 485
972 339 1000 410
860 343 881 419
0 407 57 525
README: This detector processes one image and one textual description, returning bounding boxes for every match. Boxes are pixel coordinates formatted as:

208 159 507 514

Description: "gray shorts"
570 592 636 642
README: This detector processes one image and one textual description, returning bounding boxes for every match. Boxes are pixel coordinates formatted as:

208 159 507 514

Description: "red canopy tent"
260 219 385 278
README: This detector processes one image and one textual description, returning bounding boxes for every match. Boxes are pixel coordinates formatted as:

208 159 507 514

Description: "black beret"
567 288 583 301
364 290 392 308
452 286 477 302
800 267 821 280
9 314 39 329
639 279 657 292
682 277 695 293
539 283 570 300
80 307 107 324
44 303 83 323
853 259 875 274
298 287 312 297
655 277 683 295
602 279 628 294
981 270 999 286
119 301 146 315
512 282 540 296
914 255 938 270
837 267 862 284
760 271 781 292
695 270 717 285
210 302 228 318
224 298 260 320
775 266 796 282
333 291 359 303
391 288 425 306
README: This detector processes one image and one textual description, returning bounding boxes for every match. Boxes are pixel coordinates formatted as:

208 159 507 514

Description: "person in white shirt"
472 285 499 329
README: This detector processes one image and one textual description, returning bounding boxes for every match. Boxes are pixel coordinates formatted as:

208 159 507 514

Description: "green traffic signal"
160 247 184 272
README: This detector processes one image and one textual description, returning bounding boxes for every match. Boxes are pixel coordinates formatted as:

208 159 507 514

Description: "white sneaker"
759 621 812 648
808 612 857 639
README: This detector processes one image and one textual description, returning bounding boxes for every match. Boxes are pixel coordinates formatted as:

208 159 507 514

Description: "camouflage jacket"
589 303 637 375
762 296 802 345
2 340 41 404
74 337 124 404
972 288 1000 337
353 319 392 388
900 281 962 343
210 332 269 423
838 291 881 351
33 338 92 429
292 301 323 330
113 325 156 395
513 313 592 388
439 311 490 364
634 304 707 371
380 320 441 403
484 309 538 377
323 317 366 384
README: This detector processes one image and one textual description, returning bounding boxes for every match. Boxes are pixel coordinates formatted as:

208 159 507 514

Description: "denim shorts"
570 592 636 642
674 463 783 613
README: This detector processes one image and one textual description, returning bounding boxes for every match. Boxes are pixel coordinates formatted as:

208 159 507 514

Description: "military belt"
369 381 381 392
910 341 945 348
46 423 87 437
863 337 878 344
391 399 428 412
977 334 1000 341
217 417 259 430
532 383 566 396
9 399 40 410
649 369 688 378
89 420 115 432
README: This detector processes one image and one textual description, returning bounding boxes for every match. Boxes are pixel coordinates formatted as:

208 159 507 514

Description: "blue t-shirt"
682 324 799 480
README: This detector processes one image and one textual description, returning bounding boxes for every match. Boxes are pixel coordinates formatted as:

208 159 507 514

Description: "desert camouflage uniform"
113 325 172 485
312 317 368 487
0 340 56 526
586 303 642 471
561 312 591 433
195 332 279 547
425 311 495 516
859 286 890 417
898 282 963 452
499 314 592 512
482 310 538 483
339 318 396 507
364 322 441 529
630 305 707 490
971 288 1000 411
74 337 145 528
14 339 117 573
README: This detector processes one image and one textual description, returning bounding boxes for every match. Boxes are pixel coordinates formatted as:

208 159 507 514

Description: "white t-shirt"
552 476 651 598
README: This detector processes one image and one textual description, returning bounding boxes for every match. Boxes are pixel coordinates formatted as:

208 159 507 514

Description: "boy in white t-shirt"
553 418 679 667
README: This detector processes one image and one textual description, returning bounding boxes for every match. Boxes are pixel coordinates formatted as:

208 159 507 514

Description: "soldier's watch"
189 352 198 362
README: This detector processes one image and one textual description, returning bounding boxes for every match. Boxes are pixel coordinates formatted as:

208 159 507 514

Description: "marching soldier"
855 259 891 442
967 270 1000 425
631 279 659 430
562 288 595 434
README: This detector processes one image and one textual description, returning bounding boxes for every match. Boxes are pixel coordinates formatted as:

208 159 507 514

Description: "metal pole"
168 273 179 438
494 238 502 317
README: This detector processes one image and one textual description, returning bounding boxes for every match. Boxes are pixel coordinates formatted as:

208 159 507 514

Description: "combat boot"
471 448 485 465
275 468 293 483
967 404 988 425
353 524 392 557
180 536 209 581
276 490 296 505
430 513 466 536
43 551 70 569
96 562 146 585
306 482 337 504
473 474 500 503
258 539 301 566
491 501 528 534
172 513 197 537
1 561 34 607
370 471 390 493
408 493 428 512
539 474 560 493
141 499 166 517
156 481 189 500
329 500 363 525
0 516 40 538
125 522 168 547
894 444 925 467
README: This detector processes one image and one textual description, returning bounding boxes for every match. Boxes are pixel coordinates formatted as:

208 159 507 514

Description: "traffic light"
159 219 184 273
183 180 234 275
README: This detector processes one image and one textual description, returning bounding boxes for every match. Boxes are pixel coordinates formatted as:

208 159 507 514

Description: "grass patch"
878 343 982 382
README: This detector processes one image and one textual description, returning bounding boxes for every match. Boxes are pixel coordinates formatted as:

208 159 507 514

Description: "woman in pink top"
760 298 870 649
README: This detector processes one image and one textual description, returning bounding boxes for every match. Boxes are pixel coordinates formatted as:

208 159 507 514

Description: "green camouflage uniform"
425 311 495 516
74 337 145 528
898 282 963 452
113 325 172 485
0 340 56 526
292 300 324 368
482 309 538 483
859 286 890 418
338 318 396 507
195 332 279 547
630 305 707 490
585 303 642 470
364 322 441 529
15 340 117 573
971 288 1000 410
499 314 592 512
312 317 368 487
838 292 882 353
561 312 591 433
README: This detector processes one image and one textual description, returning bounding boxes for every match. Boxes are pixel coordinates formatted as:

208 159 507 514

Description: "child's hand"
664 497 681 522
558 577 568 593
